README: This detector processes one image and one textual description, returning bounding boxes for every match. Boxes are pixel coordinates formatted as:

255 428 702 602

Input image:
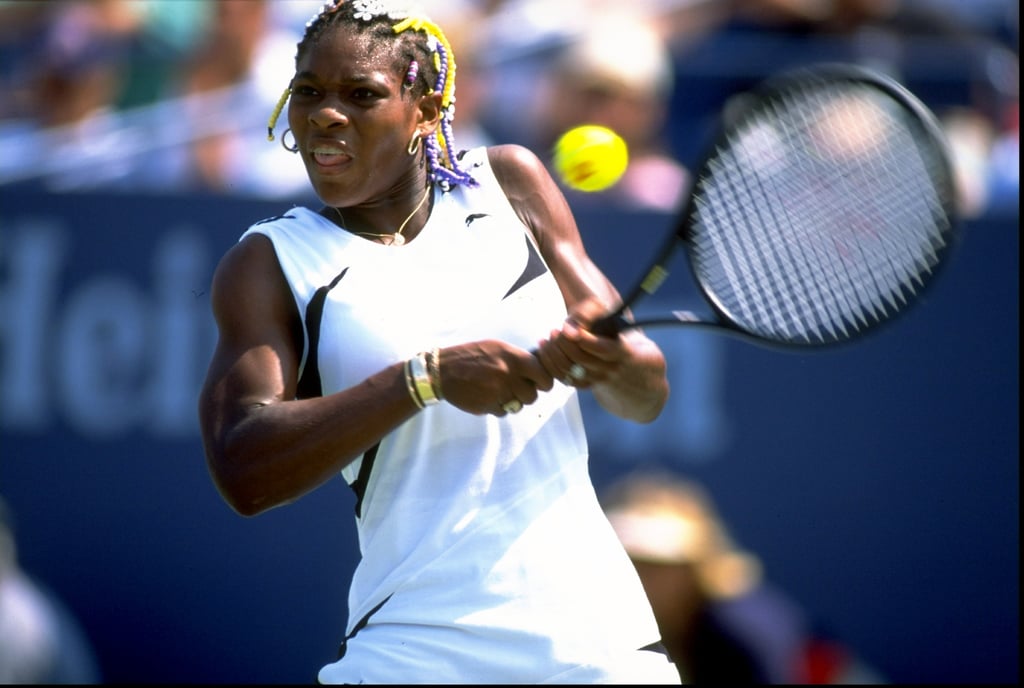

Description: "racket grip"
590 313 630 336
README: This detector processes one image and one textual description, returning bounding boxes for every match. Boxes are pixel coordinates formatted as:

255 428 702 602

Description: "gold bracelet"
409 351 439 406
425 347 443 400
404 358 424 409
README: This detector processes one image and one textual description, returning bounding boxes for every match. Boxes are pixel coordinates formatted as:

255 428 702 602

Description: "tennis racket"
591 63 959 347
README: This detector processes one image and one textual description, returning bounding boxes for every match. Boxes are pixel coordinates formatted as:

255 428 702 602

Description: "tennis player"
197 1 676 683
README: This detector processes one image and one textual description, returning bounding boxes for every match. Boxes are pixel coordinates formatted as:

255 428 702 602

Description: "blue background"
0 186 1018 684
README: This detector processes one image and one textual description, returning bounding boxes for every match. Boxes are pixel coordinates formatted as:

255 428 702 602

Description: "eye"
350 87 380 103
292 84 320 98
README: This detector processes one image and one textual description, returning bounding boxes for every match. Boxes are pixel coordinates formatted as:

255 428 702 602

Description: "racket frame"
592 62 960 348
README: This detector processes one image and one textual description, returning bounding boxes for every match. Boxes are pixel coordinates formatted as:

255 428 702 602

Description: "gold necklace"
334 186 431 246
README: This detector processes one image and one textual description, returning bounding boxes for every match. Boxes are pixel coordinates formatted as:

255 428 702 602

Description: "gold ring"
568 363 586 381
502 400 523 414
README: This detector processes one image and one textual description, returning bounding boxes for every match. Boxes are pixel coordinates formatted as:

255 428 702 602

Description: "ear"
415 91 443 138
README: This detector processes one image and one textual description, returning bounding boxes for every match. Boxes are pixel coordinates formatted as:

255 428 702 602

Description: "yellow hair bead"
393 16 456 110
267 87 291 141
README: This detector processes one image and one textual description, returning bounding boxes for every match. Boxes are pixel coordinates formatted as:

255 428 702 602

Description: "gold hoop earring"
281 128 299 153
407 132 421 156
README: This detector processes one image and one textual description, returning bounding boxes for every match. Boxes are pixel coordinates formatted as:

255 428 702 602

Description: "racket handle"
590 312 630 336
530 312 626 359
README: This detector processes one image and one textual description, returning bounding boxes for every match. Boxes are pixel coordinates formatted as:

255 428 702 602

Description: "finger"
536 332 572 378
537 337 589 388
517 346 555 392
511 377 542 405
559 341 603 375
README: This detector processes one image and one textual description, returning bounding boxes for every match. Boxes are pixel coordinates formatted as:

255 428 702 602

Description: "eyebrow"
293 69 377 84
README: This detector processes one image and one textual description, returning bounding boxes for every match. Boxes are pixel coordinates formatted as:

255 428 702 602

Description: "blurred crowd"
0 3 1016 684
0 0 1017 217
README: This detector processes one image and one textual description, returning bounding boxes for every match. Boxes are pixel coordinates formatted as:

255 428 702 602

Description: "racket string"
690 80 952 344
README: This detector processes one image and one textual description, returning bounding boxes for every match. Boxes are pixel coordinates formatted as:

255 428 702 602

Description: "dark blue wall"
1 187 1017 683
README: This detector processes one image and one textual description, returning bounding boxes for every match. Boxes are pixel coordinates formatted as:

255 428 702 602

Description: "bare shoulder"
486 143 551 197
211 234 277 298
209 233 294 326
486 143 571 231
487 142 544 168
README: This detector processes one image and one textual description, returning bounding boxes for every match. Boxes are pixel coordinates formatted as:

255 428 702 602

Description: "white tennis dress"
242 148 680 684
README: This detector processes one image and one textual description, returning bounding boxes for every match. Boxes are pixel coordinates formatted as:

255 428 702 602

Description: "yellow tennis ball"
553 125 629 192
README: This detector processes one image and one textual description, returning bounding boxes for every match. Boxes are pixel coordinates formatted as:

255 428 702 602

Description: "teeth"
313 145 344 154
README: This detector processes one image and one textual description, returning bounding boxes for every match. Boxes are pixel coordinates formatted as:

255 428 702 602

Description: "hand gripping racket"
591 63 959 347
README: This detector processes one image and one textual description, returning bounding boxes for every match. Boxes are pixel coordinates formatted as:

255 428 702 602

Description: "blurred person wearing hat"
530 12 690 213
603 471 814 684
602 471 887 684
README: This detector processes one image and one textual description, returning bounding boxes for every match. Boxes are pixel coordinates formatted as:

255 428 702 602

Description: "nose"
309 101 350 130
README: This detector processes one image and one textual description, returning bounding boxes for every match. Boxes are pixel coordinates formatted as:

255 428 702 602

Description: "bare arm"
197 235 420 515
198 233 554 516
488 144 669 423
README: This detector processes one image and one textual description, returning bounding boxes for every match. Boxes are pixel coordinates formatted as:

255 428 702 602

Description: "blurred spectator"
941 106 1001 218
474 0 717 148
0 1 51 120
153 0 309 199
529 12 689 212
985 98 1019 213
665 0 1020 195
0 0 139 122
600 471 886 684
0 0 140 190
113 0 214 109
0 496 101 684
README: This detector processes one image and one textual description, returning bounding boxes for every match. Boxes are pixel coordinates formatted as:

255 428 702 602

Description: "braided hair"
267 0 477 190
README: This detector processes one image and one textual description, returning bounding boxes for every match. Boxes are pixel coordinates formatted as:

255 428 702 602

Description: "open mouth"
311 144 351 167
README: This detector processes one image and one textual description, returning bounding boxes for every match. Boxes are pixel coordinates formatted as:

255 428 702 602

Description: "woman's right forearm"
202 362 418 516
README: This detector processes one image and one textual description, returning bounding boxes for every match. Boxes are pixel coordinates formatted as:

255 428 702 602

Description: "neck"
331 185 432 246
